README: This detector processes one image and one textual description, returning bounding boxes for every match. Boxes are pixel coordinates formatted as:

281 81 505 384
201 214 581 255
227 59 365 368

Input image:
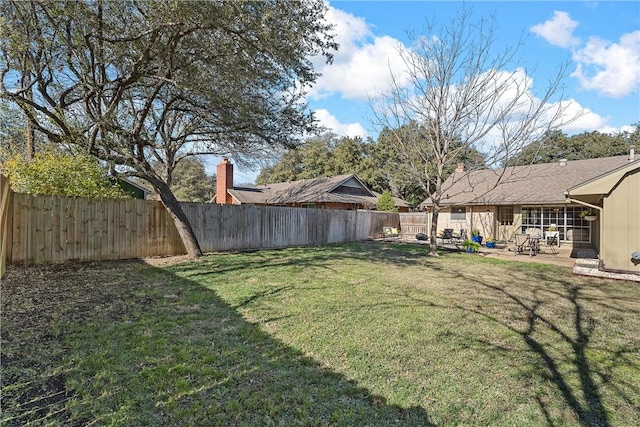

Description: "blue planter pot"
486 241 496 248
471 235 483 244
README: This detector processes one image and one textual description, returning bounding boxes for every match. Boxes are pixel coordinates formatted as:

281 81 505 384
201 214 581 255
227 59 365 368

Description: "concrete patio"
380 236 640 282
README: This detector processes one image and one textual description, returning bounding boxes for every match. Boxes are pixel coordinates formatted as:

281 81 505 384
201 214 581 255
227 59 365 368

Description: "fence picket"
2 191 400 268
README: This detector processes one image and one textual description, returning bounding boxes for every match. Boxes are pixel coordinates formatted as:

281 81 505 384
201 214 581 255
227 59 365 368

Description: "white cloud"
571 31 640 98
531 11 580 48
309 5 409 100
547 99 608 132
315 109 369 137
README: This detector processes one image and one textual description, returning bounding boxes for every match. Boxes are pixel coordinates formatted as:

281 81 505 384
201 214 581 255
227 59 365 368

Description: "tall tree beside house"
257 134 385 191
370 7 578 255
169 158 216 203
375 122 486 208
0 0 337 258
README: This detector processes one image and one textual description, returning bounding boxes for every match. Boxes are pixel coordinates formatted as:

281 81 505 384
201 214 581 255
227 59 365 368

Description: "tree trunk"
429 206 440 256
151 178 203 258
24 120 35 161
21 69 35 161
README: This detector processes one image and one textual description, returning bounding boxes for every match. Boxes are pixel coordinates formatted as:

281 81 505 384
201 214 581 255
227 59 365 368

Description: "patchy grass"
1 242 639 426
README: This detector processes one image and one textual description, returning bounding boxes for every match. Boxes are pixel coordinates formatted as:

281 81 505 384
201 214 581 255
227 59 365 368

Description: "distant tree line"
257 124 639 209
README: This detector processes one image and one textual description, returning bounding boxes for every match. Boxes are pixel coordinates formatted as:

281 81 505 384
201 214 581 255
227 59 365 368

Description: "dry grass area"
2 242 639 426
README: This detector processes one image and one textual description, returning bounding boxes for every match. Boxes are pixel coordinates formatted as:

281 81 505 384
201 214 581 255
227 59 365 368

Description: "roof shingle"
423 155 635 206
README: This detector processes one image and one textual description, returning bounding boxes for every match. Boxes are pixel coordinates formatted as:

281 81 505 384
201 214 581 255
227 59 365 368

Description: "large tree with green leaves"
1 0 336 257
509 125 638 164
1 149 127 198
257 134 383 188
370 8 579 255
169 158 216 203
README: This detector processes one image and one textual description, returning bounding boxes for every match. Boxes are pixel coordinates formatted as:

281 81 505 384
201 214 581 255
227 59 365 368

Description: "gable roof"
221 174 409 208
422 155 635 207
567 160 640 204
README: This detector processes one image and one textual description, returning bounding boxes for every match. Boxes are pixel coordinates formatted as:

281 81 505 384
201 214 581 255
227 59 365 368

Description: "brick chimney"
216 158 234 204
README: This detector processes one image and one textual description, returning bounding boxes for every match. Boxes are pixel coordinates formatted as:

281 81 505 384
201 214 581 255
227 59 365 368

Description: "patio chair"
439 228 456 245
513 233 532 256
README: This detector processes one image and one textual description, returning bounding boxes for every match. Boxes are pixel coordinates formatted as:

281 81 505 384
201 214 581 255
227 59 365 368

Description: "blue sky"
225 1 640 183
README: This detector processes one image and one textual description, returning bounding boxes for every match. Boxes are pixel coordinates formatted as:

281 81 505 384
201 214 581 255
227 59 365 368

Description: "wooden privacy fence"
7 191 185 264
399 212 429 236
0 181 400 274
1 175 12 277
182 203 398 253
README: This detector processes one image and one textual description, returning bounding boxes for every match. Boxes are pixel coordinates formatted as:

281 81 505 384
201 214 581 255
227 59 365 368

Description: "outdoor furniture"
545 230 560 247
513 233 532 256
529 236 541 254
439 228 456 245
383 226 399 238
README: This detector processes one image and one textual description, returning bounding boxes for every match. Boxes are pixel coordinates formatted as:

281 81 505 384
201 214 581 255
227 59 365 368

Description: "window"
498 206 514 225
301 203 316 209
451 207 466 221
521 206 591 243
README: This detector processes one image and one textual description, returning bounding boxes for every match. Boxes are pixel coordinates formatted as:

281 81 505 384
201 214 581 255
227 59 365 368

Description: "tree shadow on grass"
0 261 433 426
348 261 640 426
176 241 445 280
453 269 640 427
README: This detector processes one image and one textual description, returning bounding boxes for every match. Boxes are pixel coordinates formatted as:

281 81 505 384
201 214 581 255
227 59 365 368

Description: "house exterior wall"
433 204 592 245
433 206 497 240
601 169 640 273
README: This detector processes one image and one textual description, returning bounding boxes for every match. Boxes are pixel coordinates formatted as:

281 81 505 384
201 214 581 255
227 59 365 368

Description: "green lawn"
1 242 639 426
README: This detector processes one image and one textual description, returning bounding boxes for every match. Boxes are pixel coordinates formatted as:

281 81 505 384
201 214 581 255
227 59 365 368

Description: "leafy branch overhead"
1 0 337 257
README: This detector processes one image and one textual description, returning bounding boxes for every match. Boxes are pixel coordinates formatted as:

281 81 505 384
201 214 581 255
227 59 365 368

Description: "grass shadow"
0 259 433 426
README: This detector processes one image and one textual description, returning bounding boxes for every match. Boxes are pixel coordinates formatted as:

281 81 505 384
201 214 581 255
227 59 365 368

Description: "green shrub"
377 190 398 212
1 150 128 198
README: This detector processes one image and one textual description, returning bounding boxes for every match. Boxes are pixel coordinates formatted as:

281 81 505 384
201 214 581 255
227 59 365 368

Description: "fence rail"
399 212 429 236
0 181 400 275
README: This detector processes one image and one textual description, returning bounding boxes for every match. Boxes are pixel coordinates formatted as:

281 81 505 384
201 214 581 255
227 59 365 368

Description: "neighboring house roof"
218 174 409 208
422 155 636 207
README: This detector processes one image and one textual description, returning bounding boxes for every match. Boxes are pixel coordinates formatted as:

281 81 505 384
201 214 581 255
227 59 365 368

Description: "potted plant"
485 238 497 248
470 228 483 244
461 239 481 253
579 210 597 221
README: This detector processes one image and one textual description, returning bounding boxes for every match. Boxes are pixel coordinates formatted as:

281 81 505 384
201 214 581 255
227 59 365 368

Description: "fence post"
1 175 14 278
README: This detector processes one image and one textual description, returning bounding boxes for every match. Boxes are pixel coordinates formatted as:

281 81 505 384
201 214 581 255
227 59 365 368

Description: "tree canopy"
1 0 336 257
1 149 127 198
257 133 383 187
377 190 398 212
509 124 639 164
169 158 216 203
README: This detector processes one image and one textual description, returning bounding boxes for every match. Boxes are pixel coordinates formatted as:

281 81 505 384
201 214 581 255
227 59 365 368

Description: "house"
117 177 152 200
420 154 639 251
566 157 640 275
212 158 410 211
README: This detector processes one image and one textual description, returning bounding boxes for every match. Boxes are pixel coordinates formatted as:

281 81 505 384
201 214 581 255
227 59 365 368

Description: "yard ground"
1 242 639 426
